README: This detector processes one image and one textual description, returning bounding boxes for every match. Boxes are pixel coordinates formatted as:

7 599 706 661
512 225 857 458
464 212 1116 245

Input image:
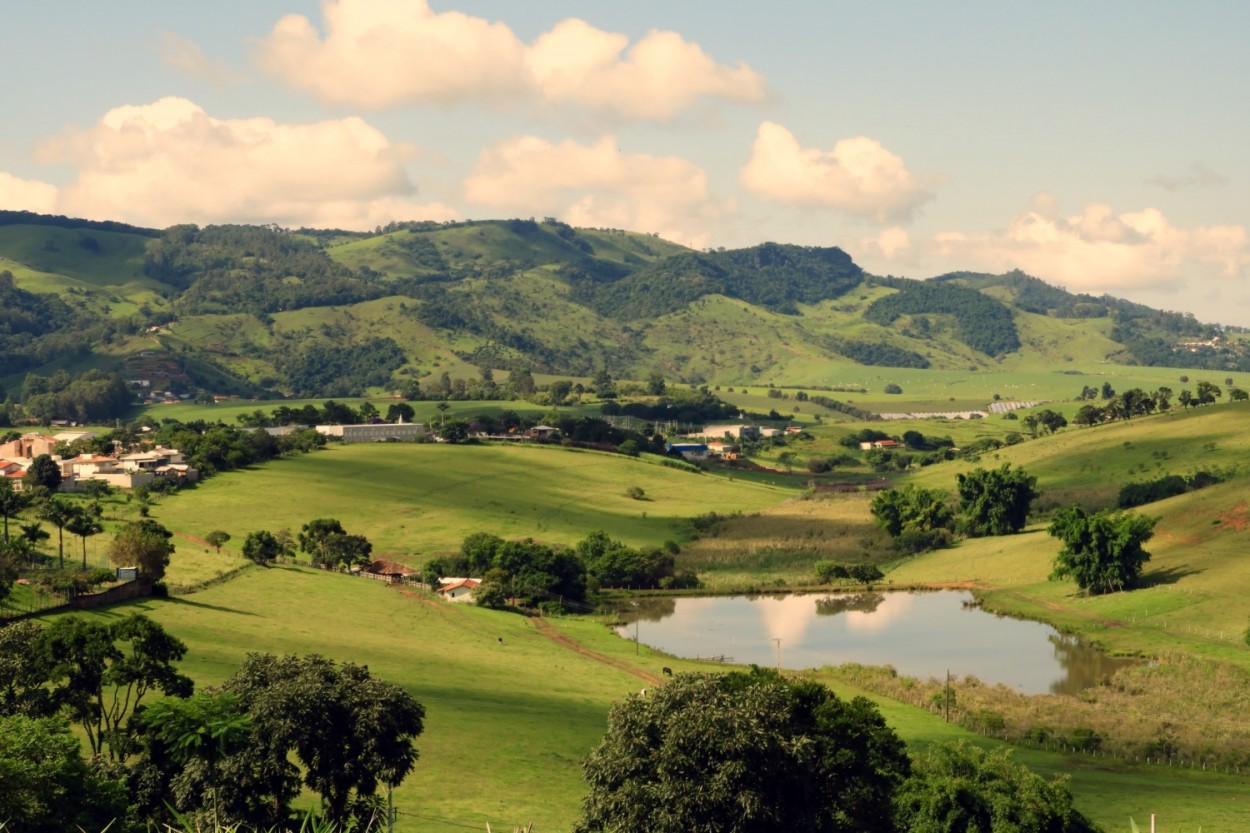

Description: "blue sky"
3 1 1248 323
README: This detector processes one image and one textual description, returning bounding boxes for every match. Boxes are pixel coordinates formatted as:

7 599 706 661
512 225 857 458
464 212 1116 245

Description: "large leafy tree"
242 530 283 566
40 614 193 760
109 519 176 581
871 486 954 538
957 464 1039 537
576 668 910 833
895 740 1099 833
22 453 62 493
218 653 425 828
298 517 345 562
1049 505 1158 595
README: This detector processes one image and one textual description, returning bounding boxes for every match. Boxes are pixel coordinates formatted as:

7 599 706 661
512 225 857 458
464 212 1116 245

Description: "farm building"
438 578 481 602
315 422 429 443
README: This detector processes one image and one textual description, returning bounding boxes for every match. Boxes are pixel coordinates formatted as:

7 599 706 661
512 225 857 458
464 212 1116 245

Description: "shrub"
894 527 953 555
1067 726 1104 752
814 561 850 583
969 709 1006 734
848 563 885 583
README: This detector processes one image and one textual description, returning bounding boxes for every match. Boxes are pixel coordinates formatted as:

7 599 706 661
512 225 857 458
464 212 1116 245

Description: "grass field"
146 442 792 577
12 390 1250 830
42 566 1250 832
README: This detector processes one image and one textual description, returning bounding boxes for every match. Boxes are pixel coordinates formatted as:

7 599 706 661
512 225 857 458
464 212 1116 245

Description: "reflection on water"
611 590 1136 696
815 593 885 616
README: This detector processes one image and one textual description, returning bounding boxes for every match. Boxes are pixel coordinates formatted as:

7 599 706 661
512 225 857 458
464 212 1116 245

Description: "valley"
3 212 1250 831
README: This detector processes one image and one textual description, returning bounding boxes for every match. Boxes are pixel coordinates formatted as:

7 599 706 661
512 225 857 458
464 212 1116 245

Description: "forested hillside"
0 211 1247 421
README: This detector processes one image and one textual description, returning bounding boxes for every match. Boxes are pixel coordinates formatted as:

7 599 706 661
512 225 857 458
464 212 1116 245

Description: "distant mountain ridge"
0 211 1246 401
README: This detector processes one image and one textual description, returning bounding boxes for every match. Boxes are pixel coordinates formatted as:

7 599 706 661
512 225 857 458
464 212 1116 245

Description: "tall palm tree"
66 507 104 569
38 497 76 570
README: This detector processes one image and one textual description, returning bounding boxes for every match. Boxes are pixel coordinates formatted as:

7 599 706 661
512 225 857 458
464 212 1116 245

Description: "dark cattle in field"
662 667 673 676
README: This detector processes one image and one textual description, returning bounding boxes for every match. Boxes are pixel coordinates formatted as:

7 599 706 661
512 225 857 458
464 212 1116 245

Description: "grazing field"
46 566 1249 832
134 396 605 426
148 442 793 577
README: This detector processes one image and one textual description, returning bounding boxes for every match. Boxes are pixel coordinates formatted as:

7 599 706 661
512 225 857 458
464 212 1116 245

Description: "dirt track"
530 617 662 686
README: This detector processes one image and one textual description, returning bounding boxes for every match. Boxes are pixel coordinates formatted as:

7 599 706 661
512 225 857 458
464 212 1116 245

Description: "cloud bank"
930 195 1248 293
463 135 721 247
0 172 58 214
740 122 933 223
255 0 766 120
29 97 456 230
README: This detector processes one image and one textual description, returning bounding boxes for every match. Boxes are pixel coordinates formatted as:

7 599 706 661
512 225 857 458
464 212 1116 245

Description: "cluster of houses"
0 430 197 491
667 423 803 461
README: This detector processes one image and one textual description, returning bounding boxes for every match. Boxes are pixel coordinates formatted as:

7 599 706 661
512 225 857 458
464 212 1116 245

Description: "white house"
437 578 481 602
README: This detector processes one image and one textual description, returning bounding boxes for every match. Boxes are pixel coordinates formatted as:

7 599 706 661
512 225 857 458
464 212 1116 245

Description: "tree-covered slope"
1 211 1247 410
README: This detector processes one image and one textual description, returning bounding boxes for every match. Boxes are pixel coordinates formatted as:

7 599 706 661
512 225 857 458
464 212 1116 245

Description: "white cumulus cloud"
0 172 59 214
254 0 765 120
930 195 1249 294
463 135 721 247
33 97 456 230
740 122 934 223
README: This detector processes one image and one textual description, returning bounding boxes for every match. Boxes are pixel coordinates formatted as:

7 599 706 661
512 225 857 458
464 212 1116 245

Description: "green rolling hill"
1 210 1247 414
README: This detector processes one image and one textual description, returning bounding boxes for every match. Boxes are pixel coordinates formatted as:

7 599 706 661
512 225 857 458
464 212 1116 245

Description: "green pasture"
880 402 1250 665
132 396 602 426
907 402 1250 508
148 442 790 574
0 225 151 286
40 564 1247 832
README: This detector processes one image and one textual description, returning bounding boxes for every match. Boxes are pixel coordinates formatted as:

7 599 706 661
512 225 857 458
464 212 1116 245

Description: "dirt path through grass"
531 617 662 686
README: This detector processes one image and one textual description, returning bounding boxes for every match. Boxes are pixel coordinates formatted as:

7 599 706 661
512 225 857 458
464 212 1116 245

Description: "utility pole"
773 638 781 671
635 619 640 655
944 670 951 722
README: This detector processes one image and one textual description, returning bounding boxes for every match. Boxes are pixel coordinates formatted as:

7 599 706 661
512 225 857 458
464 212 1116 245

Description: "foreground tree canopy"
576 669 910 833
138 652 427 829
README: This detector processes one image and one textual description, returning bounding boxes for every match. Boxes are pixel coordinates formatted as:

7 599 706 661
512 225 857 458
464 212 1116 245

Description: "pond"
611 590 1136 696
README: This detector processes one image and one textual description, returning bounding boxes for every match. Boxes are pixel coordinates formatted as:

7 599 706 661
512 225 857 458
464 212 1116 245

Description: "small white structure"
315 423 429 443
437 578 481 602
690 424 760 440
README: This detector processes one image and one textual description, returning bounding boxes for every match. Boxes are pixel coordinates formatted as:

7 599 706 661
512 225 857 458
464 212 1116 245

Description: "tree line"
422 529 698 611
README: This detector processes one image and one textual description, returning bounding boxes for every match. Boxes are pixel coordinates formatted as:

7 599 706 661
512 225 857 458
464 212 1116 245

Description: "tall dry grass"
827 653 1250 769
